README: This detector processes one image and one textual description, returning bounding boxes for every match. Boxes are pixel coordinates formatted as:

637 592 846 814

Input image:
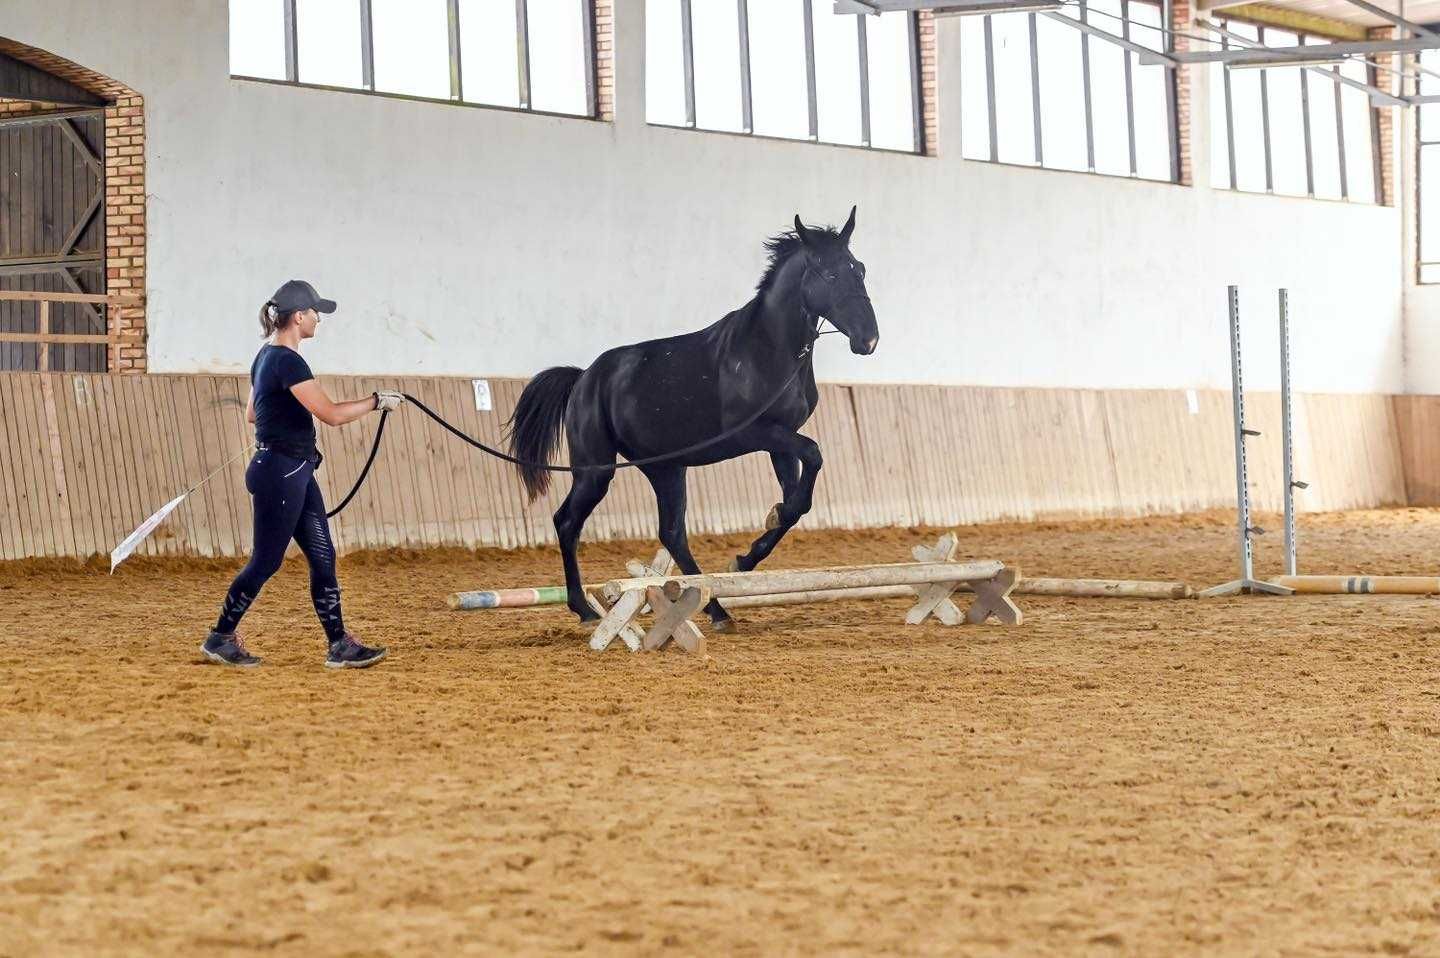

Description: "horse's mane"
756 226 841 293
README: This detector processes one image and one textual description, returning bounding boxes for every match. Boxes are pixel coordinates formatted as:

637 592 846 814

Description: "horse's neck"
749 257 812 356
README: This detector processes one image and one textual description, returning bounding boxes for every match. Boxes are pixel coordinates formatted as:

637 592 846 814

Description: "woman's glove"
374 390 405 412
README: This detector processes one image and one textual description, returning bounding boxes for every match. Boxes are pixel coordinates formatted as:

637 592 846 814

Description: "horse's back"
564 303 816 465
567 323 731 462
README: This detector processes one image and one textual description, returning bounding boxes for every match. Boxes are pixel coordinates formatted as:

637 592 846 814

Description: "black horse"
507 208 878 629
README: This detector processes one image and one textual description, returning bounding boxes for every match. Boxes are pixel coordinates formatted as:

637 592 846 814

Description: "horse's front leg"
731 428 822 573
641 464 736 631
765 451 802 529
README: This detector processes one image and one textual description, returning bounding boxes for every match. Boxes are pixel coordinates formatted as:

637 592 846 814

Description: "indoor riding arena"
5 1 1440 955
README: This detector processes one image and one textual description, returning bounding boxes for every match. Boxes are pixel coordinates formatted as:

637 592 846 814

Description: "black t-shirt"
250 344 317 459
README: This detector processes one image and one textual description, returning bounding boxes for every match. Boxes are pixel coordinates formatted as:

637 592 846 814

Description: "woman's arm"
290 380 378 428
245 387 256 425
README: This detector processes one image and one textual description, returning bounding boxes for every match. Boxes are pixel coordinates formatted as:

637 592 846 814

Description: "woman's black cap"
270 279 336 314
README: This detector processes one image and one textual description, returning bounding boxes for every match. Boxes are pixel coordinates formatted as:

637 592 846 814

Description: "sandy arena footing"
2 509 1439 955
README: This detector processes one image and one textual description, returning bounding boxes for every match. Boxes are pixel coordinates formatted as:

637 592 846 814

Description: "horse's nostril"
865 337 878 353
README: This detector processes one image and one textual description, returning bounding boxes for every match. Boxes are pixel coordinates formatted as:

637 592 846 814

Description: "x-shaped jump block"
626 549 675 614
586 580 709 653
908 533 1023 626
583 549 676 652
586 535 1020 652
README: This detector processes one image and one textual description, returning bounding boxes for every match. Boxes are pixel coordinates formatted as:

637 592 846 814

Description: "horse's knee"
776 500 811 527
798 442 823 474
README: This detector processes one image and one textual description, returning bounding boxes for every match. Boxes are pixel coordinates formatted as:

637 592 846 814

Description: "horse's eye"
824 271 837 282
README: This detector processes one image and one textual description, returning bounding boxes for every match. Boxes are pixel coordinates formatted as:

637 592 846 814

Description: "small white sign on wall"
472 379 492 412
1186 389 1199 415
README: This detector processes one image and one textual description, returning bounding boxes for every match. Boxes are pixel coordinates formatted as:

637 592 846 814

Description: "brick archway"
0 38 146 372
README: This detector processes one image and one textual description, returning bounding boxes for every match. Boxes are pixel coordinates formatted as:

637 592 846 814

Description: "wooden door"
0 109 106 371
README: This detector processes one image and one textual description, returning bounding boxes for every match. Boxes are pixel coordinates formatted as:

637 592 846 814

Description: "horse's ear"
794 214 814 247
839 205 857 245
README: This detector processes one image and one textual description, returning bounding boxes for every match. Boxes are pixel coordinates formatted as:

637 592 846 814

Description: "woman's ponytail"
258 300 293 338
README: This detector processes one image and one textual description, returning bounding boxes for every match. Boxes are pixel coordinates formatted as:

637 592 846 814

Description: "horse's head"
795 207 878 356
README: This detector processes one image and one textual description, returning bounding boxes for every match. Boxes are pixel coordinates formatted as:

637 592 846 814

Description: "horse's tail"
505 365 583 502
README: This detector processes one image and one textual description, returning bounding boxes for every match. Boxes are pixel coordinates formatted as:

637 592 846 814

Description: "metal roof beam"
1339 0 1437 36
1139 33 1440 64
835 0 1059 11
1198 18 1410 105
1041 11 1177 65
1203 4 1369 41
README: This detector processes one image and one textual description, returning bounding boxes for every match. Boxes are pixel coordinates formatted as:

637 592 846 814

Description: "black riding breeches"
214 448 345 642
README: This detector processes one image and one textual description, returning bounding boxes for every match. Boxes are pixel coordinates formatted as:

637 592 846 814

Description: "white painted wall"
6 0 1406 392
1405 290 1440 394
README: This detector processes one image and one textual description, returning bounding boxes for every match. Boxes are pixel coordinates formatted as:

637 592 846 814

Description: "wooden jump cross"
906 532 1023 626
587 540 1022 653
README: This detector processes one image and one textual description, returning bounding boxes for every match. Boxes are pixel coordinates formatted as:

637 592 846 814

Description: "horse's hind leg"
642 464 735 632
554 468 614 622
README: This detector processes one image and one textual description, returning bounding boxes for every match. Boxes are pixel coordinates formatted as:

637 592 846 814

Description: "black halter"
798 264 869 352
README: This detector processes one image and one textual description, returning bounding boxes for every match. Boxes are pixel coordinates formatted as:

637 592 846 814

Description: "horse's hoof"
576 610 602 625
727 556 744 573
711 617 738 634
765 503 785 530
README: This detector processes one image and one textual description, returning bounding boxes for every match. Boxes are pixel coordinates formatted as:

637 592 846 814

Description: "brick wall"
104 95 145 371
1171 0 1193 187
0 97 47 116
0 38 147 372
918 11 937 157
1369 25 1395 208
594 0 614 122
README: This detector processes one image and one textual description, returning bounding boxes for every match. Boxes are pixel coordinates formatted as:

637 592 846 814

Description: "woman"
202 279 402 669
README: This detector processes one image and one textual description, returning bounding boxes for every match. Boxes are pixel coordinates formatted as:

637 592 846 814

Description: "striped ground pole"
448 586 569 610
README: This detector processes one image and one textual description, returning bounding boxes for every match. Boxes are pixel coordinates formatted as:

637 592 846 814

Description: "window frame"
958 0 1182 183
228 0 600 121
1210 16 1382 204
1417 48 1440 283
647 0 927 157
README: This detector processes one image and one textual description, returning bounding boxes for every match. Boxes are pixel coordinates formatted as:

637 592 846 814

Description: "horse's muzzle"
851 335 878 356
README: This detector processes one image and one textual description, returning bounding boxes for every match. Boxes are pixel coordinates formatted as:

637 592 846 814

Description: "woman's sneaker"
325 633 387 669
200 631 261 668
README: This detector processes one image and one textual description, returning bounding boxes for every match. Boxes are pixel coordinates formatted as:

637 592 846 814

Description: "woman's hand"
374 390 405 412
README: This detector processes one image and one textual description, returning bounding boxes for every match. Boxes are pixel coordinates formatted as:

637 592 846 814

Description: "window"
230 1 288 80
297 0 364 88
1419 49 1440 282
959 1 1177 181
692 0 746 132
458 0 521 108
813 3 864 145
372 0 450 99
991 12 1036 165
228 0 596 117
1129 0 1170 179
529 0 591 114
748 0 811 138
1209 19 1379 203
645 1 923 154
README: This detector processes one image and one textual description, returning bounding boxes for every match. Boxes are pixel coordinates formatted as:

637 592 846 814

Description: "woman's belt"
256 440 323 467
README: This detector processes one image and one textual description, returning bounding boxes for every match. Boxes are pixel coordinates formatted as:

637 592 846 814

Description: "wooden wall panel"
1296 394 1407 511
1391 395 1440 507
1 371 1436 561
